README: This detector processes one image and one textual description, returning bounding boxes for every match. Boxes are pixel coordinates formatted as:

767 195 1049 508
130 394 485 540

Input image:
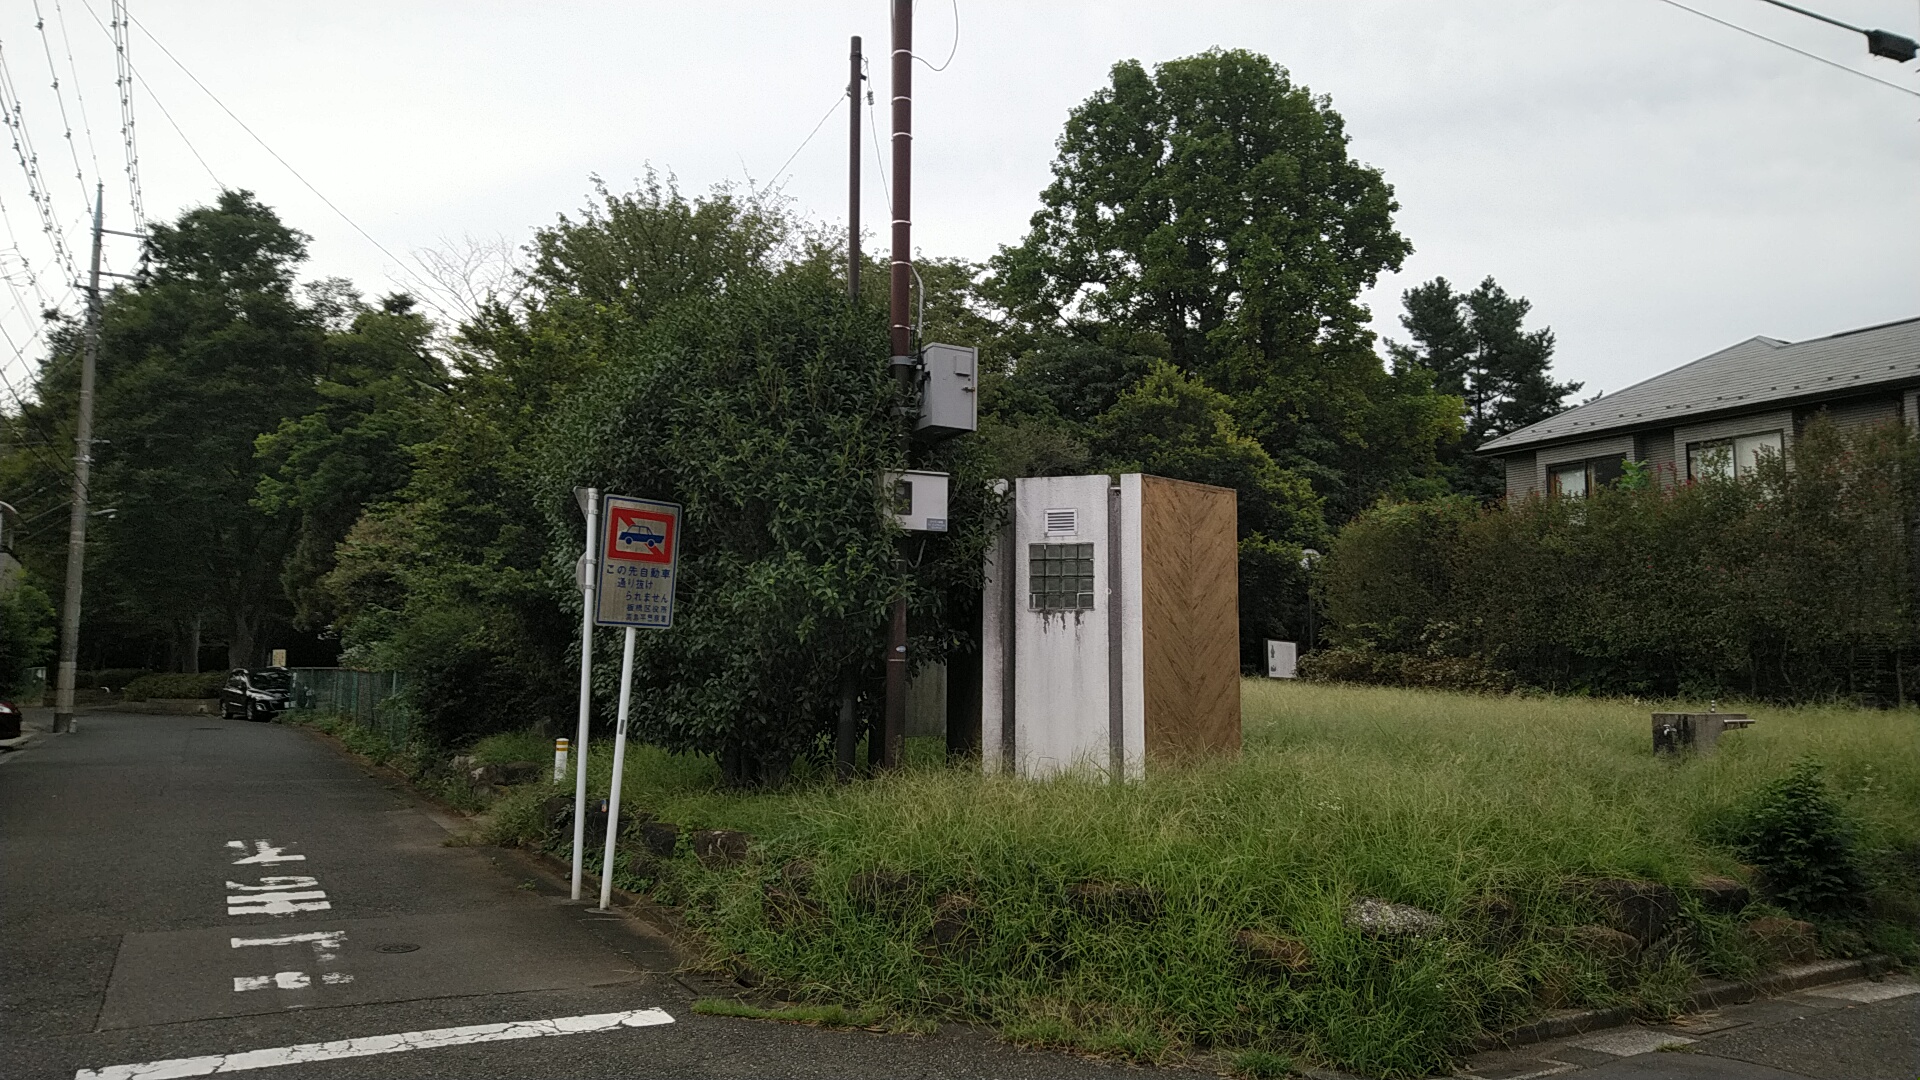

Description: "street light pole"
1753 0 1918 61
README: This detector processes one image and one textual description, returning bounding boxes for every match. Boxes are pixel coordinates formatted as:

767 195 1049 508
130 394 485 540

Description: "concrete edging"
1479 955 1896 1050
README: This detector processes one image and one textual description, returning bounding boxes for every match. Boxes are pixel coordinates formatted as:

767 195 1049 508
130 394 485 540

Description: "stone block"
1560 878 1678 947
1345 897 1444 938
691 828 751 867
1567 924 1642 972
1688 875 1752 915
639 821 681 857
1232 929 1313 978
849 868 924 917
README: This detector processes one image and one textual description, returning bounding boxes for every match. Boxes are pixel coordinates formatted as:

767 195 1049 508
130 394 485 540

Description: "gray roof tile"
1481 316 1920 452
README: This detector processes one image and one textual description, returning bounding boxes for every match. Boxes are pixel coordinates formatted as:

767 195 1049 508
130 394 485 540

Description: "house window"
1687 430 1782 482
1549 462 1588 498
1547 455 1624 498
1029 542 1095 611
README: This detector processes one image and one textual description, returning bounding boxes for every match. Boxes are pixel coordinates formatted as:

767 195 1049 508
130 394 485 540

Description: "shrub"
78 668 153 692
1298 645 1515 694
0 581 57 698
1721 760 1868 918
1316 417 1919 701
125 671 227 699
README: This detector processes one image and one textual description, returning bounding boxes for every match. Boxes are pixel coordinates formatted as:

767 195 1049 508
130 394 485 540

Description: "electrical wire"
912 0 960 72
49 0 102 180
31 0 93 211
0 42 81 279
123 61 220 189
766 92 844 190
864 58 890 215
117 9 449 306
109 0 145 228
1654 0 1920 97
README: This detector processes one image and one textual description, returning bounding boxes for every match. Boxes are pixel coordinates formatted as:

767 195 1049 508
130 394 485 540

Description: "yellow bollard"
553 738 569 783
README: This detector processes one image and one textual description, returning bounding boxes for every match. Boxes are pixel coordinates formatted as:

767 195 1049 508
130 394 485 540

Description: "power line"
911 0 960 72
1654 0 1920 97
31 0 93 210
110 0 145 229
49 0 102 180
767 92 845 190
0 41 81 279
123 60 220 189
120 10 448 306
865 57 890 215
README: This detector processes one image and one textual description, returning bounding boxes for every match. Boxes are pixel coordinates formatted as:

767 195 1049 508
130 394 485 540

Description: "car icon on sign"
619 525 664 553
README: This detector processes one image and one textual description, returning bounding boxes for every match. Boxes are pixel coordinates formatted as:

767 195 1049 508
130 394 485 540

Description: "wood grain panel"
1139 475 1240 762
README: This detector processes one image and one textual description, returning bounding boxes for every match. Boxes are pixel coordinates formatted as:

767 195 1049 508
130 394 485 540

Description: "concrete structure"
981 474 1239 779
1484 316 1920 497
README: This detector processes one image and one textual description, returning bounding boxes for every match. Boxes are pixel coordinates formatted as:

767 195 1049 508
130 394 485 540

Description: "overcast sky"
2 1 1915 406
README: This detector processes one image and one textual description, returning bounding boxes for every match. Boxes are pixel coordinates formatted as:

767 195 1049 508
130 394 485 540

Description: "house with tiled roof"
1483 316 1920 498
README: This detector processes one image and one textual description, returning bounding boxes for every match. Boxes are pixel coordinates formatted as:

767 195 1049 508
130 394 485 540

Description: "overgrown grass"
482 682 1918 1077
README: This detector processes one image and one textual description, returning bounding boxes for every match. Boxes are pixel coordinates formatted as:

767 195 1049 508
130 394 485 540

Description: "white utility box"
981 474 1240 780
915 343 978 439
1266 640 1297 679
883 469 949 533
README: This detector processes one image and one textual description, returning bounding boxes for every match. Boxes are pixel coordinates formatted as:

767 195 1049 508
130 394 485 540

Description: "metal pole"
53 184 105 735
570 488 599 901
848 35 862 303
880 0 914 771
598 626 637 911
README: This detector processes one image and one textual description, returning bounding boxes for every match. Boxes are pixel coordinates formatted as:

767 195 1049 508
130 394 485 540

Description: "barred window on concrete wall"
1029 542 1096 611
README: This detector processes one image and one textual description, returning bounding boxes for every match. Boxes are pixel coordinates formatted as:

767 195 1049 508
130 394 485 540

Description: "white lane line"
73 1007 676 1079
227 840 305 865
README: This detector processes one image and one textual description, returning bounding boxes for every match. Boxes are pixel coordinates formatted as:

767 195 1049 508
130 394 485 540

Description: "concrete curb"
1477 955 1896 1050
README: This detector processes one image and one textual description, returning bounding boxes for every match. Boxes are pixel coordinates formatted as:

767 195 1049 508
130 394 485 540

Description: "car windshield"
251 670 292 690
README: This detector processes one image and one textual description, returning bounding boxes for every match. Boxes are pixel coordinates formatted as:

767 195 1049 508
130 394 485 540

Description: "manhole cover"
195 727 221 731
374 943 421 954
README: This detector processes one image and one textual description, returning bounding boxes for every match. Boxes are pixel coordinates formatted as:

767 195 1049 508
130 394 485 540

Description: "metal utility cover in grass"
982 474 1240 779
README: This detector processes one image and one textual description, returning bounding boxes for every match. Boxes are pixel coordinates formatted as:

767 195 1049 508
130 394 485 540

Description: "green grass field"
475 682 1918 1077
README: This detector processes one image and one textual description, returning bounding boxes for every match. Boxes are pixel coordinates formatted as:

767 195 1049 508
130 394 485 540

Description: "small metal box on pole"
914 343 977 439
882 469 950 533
1266 640 1297 679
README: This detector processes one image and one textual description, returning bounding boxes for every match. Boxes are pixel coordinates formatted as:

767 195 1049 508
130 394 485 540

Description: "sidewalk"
1459 975 1919 1079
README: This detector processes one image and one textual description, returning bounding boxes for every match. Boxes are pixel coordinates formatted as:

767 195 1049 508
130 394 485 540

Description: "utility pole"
878 0 913 771
52 183 105 735
847 35 863 302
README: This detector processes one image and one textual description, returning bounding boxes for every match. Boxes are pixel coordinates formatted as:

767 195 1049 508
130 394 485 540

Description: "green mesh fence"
289 668 410 742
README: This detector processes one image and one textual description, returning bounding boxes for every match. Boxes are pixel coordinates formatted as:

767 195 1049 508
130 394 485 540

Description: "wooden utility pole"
879 0 913 771
847 35 863 302
52 184 105 735
837 34 864 781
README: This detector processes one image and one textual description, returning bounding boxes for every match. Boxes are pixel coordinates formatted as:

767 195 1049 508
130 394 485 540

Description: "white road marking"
228 841 305 865
320 972 353 985
232 972 309 992
226 877 319 892
229 931 344 962
1806 977 1919 1003
226 892 330 916
73 1007 676 1079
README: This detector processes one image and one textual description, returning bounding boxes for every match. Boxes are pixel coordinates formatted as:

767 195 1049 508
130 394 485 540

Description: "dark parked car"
221 668 292 722
0 699 20 740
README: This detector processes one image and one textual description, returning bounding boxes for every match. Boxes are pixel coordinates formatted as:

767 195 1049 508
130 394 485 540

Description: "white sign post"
568 488 599 901
592 494 681 912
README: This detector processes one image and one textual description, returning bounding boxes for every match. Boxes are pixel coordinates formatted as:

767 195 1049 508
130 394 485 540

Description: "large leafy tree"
1386 276 1580 497
989 48 1458 521
90 191 325 668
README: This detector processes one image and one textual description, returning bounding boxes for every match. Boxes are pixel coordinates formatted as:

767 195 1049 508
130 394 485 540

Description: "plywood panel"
1138 475 1240 761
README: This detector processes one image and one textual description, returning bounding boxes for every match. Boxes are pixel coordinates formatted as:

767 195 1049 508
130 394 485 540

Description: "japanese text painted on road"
595 494 681 629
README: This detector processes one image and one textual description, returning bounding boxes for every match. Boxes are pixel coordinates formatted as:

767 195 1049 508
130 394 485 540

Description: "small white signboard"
1266 640 1297 679
594 495 681 629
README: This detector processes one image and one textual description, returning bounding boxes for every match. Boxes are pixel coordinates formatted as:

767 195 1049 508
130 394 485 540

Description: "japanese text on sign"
595 495 681 628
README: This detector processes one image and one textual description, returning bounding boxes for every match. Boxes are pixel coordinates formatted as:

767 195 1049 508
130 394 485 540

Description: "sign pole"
598 626 637 911
569 488 599 901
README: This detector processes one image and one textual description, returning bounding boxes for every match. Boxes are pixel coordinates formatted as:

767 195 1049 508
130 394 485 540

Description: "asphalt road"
0 709 1161 1080
4 710 1915 1080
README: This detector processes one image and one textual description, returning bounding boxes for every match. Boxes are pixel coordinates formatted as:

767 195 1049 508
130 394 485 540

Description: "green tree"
0 578 57 697
90 191 325 669
1091 361 1326 668
255 288 447 631
989 48 1458 520
1387 276 1580 497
